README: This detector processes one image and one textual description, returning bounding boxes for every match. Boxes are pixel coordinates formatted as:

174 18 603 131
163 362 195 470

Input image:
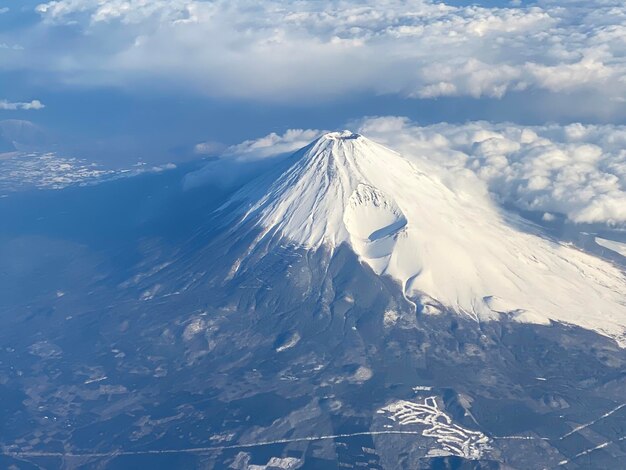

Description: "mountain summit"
223 131 626 345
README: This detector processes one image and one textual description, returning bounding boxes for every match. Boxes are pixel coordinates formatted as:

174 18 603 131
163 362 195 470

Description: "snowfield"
596 237 626 258
224 131 626 346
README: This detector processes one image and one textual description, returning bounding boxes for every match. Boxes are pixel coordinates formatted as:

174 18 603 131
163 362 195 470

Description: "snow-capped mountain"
4 130 626 469
223 130 626 345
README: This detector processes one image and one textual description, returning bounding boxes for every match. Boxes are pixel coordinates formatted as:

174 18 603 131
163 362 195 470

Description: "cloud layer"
198 118 626 225
1 0 620 111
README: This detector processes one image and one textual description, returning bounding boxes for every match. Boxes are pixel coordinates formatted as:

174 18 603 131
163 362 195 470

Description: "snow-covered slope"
596 237 626 258
224 131 626 345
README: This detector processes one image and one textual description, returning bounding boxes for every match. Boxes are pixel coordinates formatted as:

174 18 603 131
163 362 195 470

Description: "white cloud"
224 129 324 160
10 0 622 108
35 0 192 24
526 54 613 93
0 7 8 14
0 99 45 110
415 59 525 99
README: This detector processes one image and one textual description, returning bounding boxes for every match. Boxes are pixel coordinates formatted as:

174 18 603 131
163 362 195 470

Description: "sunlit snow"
225 131 626 345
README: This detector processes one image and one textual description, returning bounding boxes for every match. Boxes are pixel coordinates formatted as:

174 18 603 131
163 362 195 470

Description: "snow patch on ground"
183 318 206 341
380 397 491 459
276 332 301 352
349 366 373 383
596 237 626 257
248 456 301 470
383 310 399 327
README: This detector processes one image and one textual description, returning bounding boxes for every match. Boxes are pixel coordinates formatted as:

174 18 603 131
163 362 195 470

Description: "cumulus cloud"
224 129 324 160
0 100 45 110
193 119 626 225
35 0 191 24
2 0 618 108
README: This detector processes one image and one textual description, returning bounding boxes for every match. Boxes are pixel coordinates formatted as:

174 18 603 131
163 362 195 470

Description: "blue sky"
2 0 626 164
